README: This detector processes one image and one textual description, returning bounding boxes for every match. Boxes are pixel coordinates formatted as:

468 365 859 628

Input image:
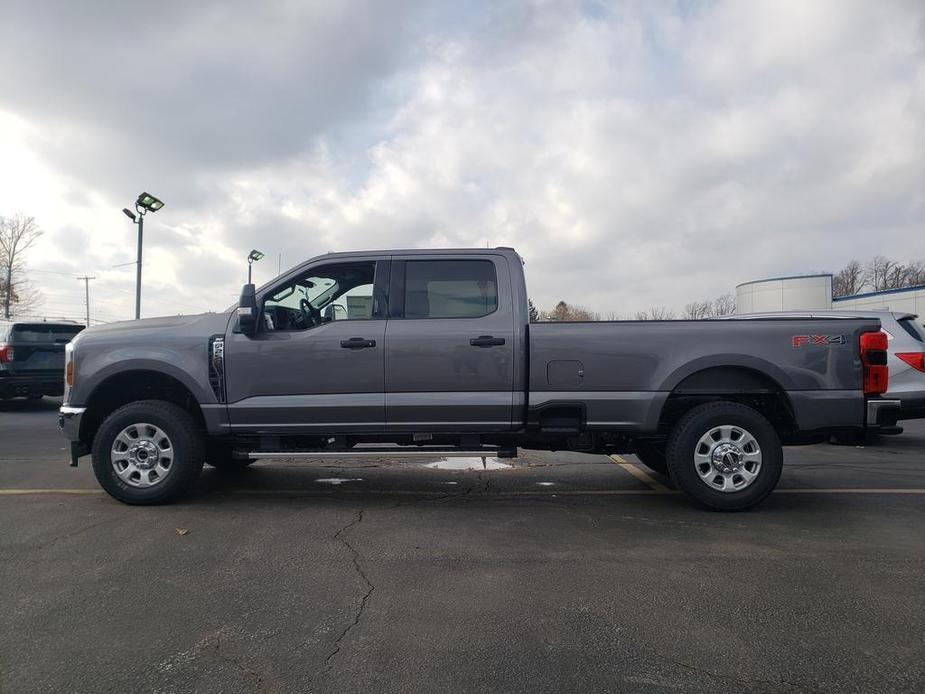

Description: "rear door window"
898 318 925 343
10 324 84 343
403 260 498 319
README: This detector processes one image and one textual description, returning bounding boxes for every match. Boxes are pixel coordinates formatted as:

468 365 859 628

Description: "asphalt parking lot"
1 398 923 693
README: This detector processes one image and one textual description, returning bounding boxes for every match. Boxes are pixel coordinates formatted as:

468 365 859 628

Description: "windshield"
267 277 338 311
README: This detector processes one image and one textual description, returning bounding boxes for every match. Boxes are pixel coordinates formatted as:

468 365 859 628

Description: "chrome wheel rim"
694 425 762 493
111 423 175 488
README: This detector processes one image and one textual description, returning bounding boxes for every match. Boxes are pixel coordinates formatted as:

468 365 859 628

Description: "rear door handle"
469 335 506 347
340 338 376 349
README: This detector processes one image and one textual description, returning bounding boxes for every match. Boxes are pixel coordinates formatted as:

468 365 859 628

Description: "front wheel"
666 402 783 511
91 400 205 505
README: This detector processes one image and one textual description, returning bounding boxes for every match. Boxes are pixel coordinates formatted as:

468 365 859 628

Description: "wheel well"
660 367 796 438
79 370 205 446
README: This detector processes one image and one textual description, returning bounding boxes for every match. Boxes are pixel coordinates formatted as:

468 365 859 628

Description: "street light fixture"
124 191 165 319
136 192 165 212
247 249 264 284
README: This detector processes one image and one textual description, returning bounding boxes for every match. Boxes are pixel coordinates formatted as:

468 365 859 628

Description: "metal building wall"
736 275 833 313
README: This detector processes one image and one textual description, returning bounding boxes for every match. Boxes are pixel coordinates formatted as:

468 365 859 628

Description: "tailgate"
6 341 67 375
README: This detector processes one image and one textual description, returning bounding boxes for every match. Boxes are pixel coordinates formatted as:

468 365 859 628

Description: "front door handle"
340 337 376 349
469 335 506 347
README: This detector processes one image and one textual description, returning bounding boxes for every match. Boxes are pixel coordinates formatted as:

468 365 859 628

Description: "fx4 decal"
792 334 848 348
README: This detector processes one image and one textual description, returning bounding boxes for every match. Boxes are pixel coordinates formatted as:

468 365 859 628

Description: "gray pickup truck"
59 247 899 509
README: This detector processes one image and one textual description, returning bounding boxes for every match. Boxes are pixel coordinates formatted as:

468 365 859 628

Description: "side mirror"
237 283 258 337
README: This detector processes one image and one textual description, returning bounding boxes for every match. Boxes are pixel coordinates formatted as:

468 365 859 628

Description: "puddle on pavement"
314 478 364 485
423 457 513 471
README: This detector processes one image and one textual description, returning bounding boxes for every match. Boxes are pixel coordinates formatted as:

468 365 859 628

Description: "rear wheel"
633 440 668 475
666 402 782 511
91 400 204 505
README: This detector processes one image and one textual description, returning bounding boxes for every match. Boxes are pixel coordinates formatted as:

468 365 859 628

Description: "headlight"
64 341 75 401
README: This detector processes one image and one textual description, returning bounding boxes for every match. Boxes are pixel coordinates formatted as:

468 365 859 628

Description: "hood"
73 312 232 345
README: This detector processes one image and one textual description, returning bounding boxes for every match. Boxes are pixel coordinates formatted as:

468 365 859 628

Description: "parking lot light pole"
123 192 164 320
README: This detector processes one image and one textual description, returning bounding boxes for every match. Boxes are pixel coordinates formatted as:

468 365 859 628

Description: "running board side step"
248 447 517 460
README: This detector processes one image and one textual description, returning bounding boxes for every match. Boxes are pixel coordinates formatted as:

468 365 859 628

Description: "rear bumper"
866 399 901 428
58 406 88 466
0 374 64 398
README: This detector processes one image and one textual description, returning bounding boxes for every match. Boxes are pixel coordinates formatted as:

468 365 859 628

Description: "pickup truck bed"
528 318 870 437
59 247 899 510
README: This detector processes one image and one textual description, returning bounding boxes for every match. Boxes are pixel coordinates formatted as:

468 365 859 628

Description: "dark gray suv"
0 319 85 400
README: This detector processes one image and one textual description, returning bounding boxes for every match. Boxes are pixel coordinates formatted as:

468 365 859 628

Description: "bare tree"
832 260 864 297
863 255 925 291
528 299 539 323
683 300 712 320
0 214 43 318
634 306 675 320
906 261 925 287
711 293 736 316
542 300 597 322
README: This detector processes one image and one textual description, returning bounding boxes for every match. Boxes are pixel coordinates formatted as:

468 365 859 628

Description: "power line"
30 268 84 277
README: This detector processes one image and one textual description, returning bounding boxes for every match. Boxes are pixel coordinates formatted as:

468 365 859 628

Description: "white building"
736 275 925 329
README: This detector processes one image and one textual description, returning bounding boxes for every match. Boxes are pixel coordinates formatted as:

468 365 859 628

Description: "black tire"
205 443 256 471
633 440 669 475
91 400 205 505
666 402 783 511
27 393 44 401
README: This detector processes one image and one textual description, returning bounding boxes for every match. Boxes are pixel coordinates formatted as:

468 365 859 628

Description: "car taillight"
860 331 889 395
0 344 13 363
896 352 925 373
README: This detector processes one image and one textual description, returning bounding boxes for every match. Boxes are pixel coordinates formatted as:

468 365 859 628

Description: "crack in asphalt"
323 509 375 672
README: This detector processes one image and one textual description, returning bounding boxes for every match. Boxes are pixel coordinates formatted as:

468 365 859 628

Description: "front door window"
264 262 376 331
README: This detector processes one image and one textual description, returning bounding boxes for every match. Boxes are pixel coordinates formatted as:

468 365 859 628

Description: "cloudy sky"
1 0 922 323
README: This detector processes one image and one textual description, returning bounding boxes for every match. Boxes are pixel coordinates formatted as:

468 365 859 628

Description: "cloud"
0 0 922 321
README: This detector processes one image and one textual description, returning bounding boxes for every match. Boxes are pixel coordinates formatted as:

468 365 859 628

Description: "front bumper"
58 405 88 466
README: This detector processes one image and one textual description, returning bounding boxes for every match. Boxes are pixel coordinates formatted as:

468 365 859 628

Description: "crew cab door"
385 254 516 431
222 258 390 433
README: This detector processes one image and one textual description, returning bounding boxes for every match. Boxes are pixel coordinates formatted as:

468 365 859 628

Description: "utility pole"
77 275 95 326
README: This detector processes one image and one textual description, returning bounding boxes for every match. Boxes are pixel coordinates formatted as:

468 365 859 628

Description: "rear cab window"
403 260 498 319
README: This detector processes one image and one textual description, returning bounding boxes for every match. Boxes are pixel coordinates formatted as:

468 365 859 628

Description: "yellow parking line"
775 489 925 494
1 487 924 498
609 454 673 492
0 489 104 495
